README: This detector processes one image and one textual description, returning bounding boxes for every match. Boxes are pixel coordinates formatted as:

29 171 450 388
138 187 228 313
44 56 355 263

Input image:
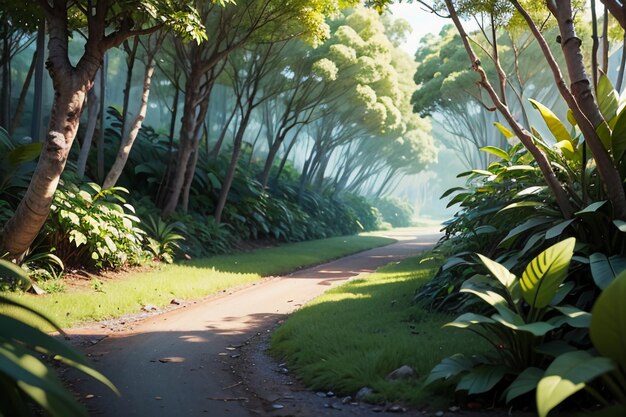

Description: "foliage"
45 180 148 269
425 239 590 403
140 215 185 263
0 259 117 417
373 196 414 227
271 253 485 406
170 213 233 258
536 271 626 417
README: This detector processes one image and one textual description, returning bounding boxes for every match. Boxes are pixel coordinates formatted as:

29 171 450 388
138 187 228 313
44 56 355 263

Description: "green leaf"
537 350 615 417
494 122 514 139
425 354 477 385
612 106 626 162
529 98 571 143
470 169 492 177
566 109 577 126
596 121 613 153
476 254 516 289
545 220 574 240
491 315 556 336
499 217 554 246
589 253 626 289
549 305 591 329
504 367 543 403
456 365 507 395
597 73 619 121
7 143 42 167
590 271 626 369
520 238 575 309
480 146 509 161
575 200 608 216
444 312 495 330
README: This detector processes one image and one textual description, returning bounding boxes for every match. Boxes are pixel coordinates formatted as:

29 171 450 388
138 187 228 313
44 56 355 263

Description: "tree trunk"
514 0 626 220
97 54 107 182
121 37 139 139
591 0 600 91
31 19 46 142
617 33 626 92
444 0 574 219
103 42 158 189
76 68 101 179
11 49 37 133
1 27 12 131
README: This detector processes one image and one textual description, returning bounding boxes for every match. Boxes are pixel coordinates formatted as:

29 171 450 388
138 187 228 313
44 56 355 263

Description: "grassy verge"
270 253 486 407
2 234 394 330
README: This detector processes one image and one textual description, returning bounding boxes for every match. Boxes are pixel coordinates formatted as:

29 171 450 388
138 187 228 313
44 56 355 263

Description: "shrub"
45 181 148 269
373 196 414 228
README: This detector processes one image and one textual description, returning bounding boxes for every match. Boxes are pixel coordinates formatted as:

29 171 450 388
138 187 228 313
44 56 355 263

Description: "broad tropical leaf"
520 238 575 309
612 106 626 162
504 367 543 403
589 253 626 289
536 350 615 417
597 73 619 121
590 271 626 369
529 98 571 143
456 365 508 395
424 354 476 385
476 254 516 289
494 122 514 138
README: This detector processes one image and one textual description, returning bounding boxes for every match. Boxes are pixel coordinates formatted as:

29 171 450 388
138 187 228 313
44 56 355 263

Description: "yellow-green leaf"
520 238 575 309
529 98 571 143
494 122 514 139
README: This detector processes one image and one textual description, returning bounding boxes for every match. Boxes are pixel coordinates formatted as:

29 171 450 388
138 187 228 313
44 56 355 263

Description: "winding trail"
69 227 441 417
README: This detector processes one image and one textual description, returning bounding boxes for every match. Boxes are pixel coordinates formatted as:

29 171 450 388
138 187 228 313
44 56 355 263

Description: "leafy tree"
0 0 210 259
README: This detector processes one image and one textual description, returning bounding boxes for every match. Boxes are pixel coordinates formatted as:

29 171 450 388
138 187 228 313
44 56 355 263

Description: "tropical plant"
425 238 590 403
140 215 185 263
535 270 626 417
45 180 147 269
0 259 118 416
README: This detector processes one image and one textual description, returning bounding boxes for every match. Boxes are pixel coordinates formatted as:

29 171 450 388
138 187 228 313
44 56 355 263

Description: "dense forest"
3 0 626 416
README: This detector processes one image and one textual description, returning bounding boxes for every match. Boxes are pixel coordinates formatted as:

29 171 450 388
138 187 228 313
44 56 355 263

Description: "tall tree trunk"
120 37 139 139
103 36 159 189
181 99 209 213
1 5 105 258
97 54 107 182
445 0 574 219
76 68 101 179
31 19 46 142
214 110 251 223
591 0 600 91
11 50 37 133
602 6 609 73
514 0 626 220
617 34 626 92
1 26 12 131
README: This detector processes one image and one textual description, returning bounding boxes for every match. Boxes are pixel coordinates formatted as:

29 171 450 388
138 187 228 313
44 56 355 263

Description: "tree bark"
591 0 600 91
514 0 626 220
103 35 160 189
76 68 101 179
11 49 37 133
121 37 139 139
31 18 46 142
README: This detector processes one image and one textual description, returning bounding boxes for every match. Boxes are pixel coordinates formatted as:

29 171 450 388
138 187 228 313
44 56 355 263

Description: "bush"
373 197 414 228
45 181 148 269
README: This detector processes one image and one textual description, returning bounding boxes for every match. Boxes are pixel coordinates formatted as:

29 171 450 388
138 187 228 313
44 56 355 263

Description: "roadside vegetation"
271 253 486 407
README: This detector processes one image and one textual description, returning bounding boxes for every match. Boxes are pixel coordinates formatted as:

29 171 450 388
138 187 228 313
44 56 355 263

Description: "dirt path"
68 228 442 417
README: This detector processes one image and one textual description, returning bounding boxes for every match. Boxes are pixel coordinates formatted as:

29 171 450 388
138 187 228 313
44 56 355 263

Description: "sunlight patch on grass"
270 255 486 407
2 235 394 331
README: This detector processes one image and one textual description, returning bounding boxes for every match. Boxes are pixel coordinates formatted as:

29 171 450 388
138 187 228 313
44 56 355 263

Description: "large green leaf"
444 312 495 330
476 254 516 290
597 73 619 121
529 98 571 143
504 367 543 403
7 143 42 167
456 365 508 395
589 253 626 289
520 238 575 309
549 305 591 329
611 105 626 162
590 271 626 369
491 314 556 336
424 354 477 385
480 146 509 161
537 350 615 417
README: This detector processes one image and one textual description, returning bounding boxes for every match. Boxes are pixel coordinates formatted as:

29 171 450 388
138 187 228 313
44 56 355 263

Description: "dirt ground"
65 228 535 417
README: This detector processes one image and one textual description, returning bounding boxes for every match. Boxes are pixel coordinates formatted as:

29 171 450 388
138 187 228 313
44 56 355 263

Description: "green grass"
2 235 394 331
270 253 486 407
